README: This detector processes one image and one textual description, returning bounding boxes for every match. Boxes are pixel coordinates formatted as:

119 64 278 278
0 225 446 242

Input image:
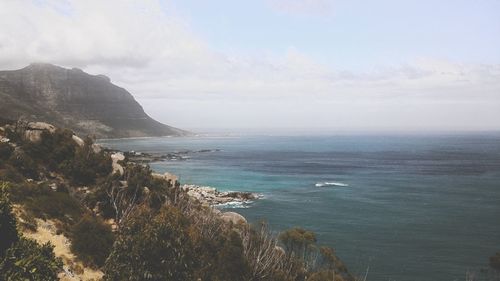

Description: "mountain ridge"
0 63 189 138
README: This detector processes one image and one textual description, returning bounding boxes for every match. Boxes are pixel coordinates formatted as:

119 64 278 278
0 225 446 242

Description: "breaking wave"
315 182 349 187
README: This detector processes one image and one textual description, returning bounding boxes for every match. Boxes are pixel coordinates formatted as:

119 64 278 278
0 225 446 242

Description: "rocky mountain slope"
0 63 188 138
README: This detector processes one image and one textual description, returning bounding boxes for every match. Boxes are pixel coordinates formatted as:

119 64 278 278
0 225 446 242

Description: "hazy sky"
1 0 499 132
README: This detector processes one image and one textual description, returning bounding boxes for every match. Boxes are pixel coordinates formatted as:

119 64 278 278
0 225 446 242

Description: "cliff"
0 63 189 138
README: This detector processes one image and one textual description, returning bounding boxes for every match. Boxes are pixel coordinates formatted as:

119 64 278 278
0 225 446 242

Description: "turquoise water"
99 134 500 281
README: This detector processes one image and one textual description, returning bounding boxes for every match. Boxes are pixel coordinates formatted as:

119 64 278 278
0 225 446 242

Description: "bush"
0 238 62 281
8 150 38 179
25 191 83 224
279 227 317 258
5 181 49 203
212 231 250 280
0 183 19 256
60 137 111 185
103 205 195 281
0 142 13 161
71 215 114 268
0 164 25 182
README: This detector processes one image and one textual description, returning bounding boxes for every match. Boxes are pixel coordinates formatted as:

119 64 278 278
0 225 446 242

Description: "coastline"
107 147 261 209
182 184 261 208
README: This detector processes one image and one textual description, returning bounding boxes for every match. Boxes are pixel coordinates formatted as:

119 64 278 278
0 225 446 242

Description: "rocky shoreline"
182 184 261 208
110 149 222 164
105 148 261 208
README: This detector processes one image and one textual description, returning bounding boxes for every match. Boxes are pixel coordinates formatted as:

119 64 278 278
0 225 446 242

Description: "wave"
315 182 349 187
215 201 253 209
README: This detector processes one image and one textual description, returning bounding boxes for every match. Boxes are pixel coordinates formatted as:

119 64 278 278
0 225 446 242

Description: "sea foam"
315 182 349 187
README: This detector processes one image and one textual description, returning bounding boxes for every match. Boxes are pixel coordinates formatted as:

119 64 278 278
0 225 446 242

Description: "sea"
99 133 500 281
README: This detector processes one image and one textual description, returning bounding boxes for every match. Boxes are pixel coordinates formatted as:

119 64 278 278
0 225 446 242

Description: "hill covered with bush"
0 120 356 281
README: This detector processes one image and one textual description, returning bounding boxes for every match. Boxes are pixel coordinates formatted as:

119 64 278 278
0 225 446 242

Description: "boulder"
23 122 56 142
152 172 178 184
92 143 102 153
72 135 84 146
111 152 125 175
220 212 247 225
27 122 56 133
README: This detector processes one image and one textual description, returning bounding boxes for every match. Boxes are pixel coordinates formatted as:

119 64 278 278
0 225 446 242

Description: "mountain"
0 63 189 138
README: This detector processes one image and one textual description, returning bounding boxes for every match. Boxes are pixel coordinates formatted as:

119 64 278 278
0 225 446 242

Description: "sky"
0 0 499 133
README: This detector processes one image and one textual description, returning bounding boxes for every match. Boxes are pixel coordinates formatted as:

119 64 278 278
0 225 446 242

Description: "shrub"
212 230 250 280
8 150 38 179
0 183 19 256
103 205 195 281
0 238 62 281
0 164 25 182
0 142 13 161
71 215 114 268
279 227 317 258
25 191 83 224
60 137 111 185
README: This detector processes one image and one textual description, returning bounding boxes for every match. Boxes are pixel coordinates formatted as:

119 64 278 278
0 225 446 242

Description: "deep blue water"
99 134 500 281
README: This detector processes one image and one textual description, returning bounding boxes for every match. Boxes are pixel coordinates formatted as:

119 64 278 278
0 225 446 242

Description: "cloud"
266 0 334 17
0 0 499 131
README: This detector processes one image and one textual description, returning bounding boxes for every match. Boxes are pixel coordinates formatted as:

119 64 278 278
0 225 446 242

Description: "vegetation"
0 121 357 281
103 205 195 280
0 238 62 281
71 215 114 268
0 183 18 255
0 182 62 281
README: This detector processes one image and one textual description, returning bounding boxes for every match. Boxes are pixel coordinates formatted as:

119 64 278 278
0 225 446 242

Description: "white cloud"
0 0 499 131
266 0 334 17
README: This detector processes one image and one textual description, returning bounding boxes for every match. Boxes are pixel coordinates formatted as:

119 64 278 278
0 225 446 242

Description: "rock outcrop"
0 63 189 138
182 184 259 206
220 212 247 225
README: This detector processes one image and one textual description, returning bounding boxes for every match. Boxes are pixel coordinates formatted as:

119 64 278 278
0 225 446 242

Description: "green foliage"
71 215 114 268
212 231 250 280
191 228 250 281
0 183 19 256
279 227 317 258
0 184 61 280
8 150 38 179
0 142 13 162
0 164 25 182
0 237 62 281
7 129 111 184
47 135 112 185
104 205 195 281
24 190 83 225
83 180 116 219
22 129 76 171
4 127 22 144
61 141 111 185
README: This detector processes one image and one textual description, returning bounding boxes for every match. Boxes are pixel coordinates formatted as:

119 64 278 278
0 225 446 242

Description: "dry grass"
21 218 103 281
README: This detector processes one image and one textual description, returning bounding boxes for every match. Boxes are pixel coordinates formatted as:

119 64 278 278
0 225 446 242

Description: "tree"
103 205 195 280
0 182 18 256
0 238 62 281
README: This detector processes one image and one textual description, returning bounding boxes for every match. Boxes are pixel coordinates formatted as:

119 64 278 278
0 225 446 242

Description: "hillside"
0 63 188 138
0 121 355 281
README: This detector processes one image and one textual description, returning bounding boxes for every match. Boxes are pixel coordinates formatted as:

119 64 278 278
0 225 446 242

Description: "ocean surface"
99 134 500 281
